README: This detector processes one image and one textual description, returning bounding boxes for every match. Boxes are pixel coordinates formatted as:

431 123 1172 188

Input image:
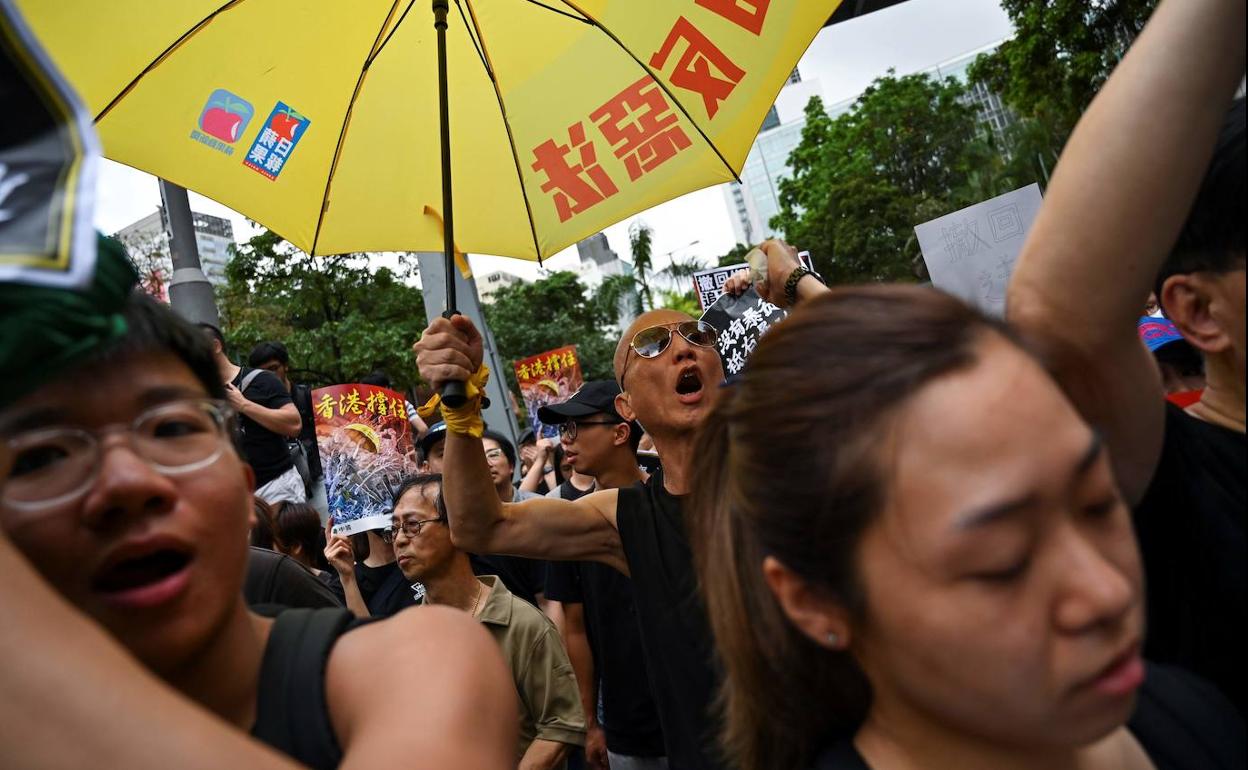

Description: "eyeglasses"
1 398 233 512
484 448 506 462
557 420 621 441
619 321 718 387
380 516 445 543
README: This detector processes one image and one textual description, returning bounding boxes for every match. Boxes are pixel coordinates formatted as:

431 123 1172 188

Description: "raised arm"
414 317 628 574
1006 0 1245 502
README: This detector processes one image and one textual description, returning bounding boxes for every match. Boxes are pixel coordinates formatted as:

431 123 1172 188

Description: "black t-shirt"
1133 403 1245 713
323 561 417 618
233 367 295 488
243 547 343 611
546 482 666 757
811 664 1245 770
470 553 545 608
616 470 723 770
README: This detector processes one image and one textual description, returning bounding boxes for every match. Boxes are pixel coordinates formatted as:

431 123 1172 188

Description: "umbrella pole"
433 0 468 407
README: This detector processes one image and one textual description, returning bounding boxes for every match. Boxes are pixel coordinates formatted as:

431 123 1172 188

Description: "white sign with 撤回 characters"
914 184 1043 318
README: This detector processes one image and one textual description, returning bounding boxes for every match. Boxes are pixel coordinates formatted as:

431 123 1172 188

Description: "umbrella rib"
369 0 418 66
517 0 590 24
553 0 741 184
94 0 246 124
453 0 494 80
460 0 545 263
310 0 407 256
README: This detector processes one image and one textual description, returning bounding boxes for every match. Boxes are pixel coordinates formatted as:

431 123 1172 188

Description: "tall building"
114 207 236 291
722 41 1014 244
477 269 527 304
575 232 637 332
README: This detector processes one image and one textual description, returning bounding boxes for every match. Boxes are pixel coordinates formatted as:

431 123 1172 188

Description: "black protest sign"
0 0 100 288
699 287 787 376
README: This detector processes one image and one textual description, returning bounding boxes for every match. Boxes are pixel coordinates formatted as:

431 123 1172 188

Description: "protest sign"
914 184 1043 317
0 0 101 289
692 250 813 311
514 345 583 439
312 383 418 536
700 287 787 377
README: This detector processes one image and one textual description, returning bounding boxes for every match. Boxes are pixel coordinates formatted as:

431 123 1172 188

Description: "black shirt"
233 367 295 488
1134 403 1245 713
322 561 417 618
243 547 343 611
546 482 666 757
616 469 723 770
471 553 545 608
811 664 1245 770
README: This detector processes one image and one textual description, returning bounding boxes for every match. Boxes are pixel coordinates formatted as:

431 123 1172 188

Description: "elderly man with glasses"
411 238 825 770
387 473 586 769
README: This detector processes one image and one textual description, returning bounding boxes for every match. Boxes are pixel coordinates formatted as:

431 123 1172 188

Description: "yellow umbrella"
20 0 840 262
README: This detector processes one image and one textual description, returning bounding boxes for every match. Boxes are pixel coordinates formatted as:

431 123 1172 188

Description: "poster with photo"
312 383 418 536
514 345 583 439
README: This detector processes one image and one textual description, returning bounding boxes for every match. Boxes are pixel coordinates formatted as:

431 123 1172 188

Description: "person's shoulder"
513 489 543 502
323 606 516 765
1129 663 1246 768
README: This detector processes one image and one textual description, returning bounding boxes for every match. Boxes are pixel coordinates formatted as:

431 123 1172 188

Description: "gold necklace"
470 582 486 617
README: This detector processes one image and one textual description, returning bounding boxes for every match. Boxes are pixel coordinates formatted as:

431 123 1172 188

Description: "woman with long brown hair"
690 286 1241 770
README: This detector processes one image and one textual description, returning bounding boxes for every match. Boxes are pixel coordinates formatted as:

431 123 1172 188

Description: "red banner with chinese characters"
311 384 418 536
513 345 583 439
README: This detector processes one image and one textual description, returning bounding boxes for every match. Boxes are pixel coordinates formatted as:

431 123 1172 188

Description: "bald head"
614 308 694 384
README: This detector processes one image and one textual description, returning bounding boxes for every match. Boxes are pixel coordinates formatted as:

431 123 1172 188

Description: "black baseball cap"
538 380 624 424
418 421 447 458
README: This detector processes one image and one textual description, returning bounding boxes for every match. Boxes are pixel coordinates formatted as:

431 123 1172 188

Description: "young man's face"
481 438 513 493
0 351 255 676
254 358 290 390
420 437 445 474
559 412 624 478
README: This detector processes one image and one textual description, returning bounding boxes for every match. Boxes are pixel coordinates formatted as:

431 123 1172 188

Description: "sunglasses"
619 321 718 387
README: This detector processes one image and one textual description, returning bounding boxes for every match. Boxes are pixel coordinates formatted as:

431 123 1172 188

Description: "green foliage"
717 242 751 267
481 270 618 390
969 0 1156 146
628 221 654 311
774 74 995 284
656 289 701 318
218 229 426 391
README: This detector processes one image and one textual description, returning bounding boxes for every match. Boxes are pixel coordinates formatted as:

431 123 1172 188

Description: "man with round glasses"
0 242 515 768
413 240 810 770
387 474 586 768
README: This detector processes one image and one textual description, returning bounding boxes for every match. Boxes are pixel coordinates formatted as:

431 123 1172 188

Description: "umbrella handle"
439 309 469 408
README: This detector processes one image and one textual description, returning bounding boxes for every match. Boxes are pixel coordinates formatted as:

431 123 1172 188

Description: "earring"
826 632 840 648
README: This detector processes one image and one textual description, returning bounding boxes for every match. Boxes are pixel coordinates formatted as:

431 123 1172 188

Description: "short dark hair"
1156 96 1246 302
198 322 226 351
248 340 290 368
360 370 391 388
270 501 330 570
392 473 447 520
481 429 516 470
88 294 224 400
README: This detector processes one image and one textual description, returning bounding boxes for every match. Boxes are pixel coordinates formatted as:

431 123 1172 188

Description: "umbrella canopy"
19 0 841 261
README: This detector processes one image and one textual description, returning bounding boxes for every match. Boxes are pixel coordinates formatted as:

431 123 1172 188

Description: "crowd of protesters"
0 0 1244 768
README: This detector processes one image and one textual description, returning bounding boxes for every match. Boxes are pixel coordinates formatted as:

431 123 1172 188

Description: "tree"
773 74 994 284
628 220 655 311
717 242 751 267
482 270 618 389
969 0 1157 154
218 228 427 391
116 228 171 302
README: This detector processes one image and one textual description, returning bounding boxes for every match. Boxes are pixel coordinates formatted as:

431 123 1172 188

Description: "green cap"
0 234 138 406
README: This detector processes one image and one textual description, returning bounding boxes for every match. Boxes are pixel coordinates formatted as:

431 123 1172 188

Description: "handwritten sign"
914 184 1043 317
692 250 812 311
700 287 786 376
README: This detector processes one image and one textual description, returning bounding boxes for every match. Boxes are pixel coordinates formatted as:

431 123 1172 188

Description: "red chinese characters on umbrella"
530 4 771 224
532 122 620 223
590 76 693 183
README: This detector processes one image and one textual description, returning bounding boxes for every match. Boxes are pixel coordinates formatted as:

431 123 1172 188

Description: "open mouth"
675 367 703 399
92 546 192 594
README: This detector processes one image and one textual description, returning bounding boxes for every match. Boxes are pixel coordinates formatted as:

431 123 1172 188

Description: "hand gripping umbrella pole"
433 0 468 408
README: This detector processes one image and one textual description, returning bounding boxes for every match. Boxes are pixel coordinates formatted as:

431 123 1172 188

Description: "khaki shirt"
476 575 586 761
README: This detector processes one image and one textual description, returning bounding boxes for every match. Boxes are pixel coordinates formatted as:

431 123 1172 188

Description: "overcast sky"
90 0 1012 283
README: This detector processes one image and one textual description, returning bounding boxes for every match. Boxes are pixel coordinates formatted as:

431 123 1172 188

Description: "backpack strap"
252 608 355 770
239 367 265 395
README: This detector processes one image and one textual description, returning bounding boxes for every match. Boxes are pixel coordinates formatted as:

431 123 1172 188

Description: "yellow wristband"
417 363 490 438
